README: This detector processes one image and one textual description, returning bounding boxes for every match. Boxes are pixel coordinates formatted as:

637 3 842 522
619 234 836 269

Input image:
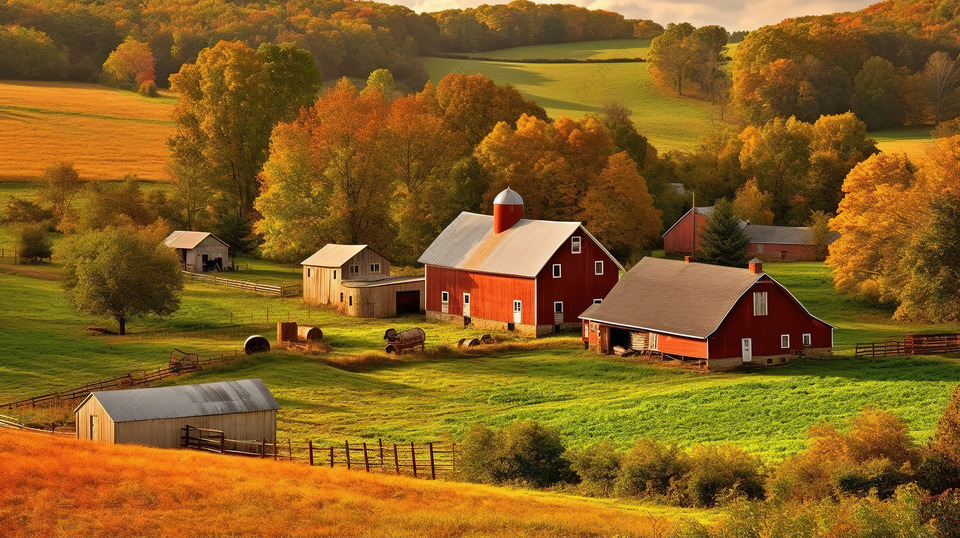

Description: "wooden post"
378 438 385 470
288 439 292 460
410 442 417 478
220 432 225 454
329 446 334 468
308 440 314 466
261 438 266 458
429 442 436 480
394 444 400 474
363 442 370 472
451 443 456 474
266 306 269 322
274 440 278 460
345 440 351 470
183 425 190 448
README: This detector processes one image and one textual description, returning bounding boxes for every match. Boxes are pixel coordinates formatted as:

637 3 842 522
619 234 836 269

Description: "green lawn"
871 126 934 160
474 39 652 60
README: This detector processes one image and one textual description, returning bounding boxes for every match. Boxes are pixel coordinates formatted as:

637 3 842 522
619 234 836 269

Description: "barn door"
513 300 522 324
90 415 96 440
741 338 753 363
463 293 471 318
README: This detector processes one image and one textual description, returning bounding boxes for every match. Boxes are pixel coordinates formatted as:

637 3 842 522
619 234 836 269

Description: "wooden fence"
0 414 74 436
855 333 960 358
181 426 458 480
855 341 907 358
183 271 302 297
0 350 244 410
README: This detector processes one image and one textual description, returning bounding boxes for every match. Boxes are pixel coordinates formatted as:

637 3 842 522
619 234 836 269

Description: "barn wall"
535 231 619 327
75 396 115 444
343 249 391 281
707 278 833 360
425 265 536 326
749 243 818 262
114 410 277 448
184 236 230 272
663 212 709 255
345 280 425 318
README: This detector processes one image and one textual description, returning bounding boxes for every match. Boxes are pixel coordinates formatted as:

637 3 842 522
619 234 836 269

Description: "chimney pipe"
684 256 692 264
748 258 763 274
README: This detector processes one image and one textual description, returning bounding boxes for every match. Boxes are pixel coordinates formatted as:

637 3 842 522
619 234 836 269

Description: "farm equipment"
457 334 496 348
383 327 426 354
169 348 200 373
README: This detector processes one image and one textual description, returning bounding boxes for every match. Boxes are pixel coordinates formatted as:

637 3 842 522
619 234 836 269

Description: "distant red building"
580 257 834 371
662 207 837 262
418 188 622 337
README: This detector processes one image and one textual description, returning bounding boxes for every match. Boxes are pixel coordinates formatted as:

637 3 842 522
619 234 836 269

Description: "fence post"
429 442 436 480
329 446 334 468
378 438 384 470
183 424 190 448
308 440 314 466
261 438 266 458
394 444 400 474
273 440 278 461
410 442 417 478
345 440 351 470
363 442 370 472
266 307 269 322
220 432 225 454
451 443 456 474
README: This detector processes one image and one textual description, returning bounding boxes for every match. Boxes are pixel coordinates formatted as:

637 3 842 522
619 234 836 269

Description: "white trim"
577 226 625 272
593 298 602 304
553 301 563 313
552 264 561 278
576 317 706 341
594 260 604 275
802 333 811 346
441 291 449 303
781 334 790 348
571 236 581 254
661 207 694 239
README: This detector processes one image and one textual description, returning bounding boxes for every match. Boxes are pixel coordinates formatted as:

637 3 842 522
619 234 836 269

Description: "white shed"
164 231 230 273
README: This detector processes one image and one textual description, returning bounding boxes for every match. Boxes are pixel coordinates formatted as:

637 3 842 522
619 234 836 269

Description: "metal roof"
163 231 227 250
493 187 524 205
75 379 280 423
341 275 424 288
744 225 840 246
301 244 369 267
418 212 622 278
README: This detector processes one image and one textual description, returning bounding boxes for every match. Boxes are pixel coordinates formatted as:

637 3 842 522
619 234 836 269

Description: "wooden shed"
301 244 424 318
74 379 279 448
163 231 231 273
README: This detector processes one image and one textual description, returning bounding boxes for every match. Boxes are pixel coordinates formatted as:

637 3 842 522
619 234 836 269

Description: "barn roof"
418 212 622 278
75 379 280 423
661 206 748 238
301 244 370 267
579 258 832 339
163 231 227 250
743 225 839 245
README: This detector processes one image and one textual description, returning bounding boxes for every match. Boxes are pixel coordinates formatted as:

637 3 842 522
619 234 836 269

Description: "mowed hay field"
0 429 698 537
0 81 175 182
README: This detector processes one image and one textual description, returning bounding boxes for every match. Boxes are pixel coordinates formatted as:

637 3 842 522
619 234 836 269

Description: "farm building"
301 244 424 318
418 188 622 337
74 379 279 448
662 207 837 261
580 257 834 371
163 231 231 272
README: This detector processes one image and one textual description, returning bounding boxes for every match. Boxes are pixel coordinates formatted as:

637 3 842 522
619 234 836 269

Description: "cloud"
391 0 876 31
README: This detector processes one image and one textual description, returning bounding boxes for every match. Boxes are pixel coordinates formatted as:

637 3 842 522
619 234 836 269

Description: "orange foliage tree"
102 38 156 92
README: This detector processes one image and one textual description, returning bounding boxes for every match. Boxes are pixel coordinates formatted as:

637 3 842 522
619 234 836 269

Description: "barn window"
757 244 764 254
349 296 353 306
333 270 337 279
571 236 581 254
593 298 602 304
594 261 603 275
554 301 563 313
552 264 561 278
371 263 381 274
513 300 522 313
442 291 449 304
307 268 312 277
781 334 790 348
349 265 359 275
649 333 659 351
803 333 811 346
753 292 768 316
339 292 344 303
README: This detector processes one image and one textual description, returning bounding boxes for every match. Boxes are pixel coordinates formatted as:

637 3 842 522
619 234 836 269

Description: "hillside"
0 429 695 537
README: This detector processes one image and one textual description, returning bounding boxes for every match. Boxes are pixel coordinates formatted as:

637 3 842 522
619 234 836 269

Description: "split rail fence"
181 426 458 480
183 271 302 297
855 333 960 358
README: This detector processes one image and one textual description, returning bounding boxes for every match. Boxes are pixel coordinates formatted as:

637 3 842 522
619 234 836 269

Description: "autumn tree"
807 113 877 214
697 198 750 268
169 41 322 214
56 227 183 335
738 116 812 223
925 51 960 124
0 25 67 79
434 73 548 146
808 210 832 261
77 180 158 232
102 38 156 93
731 178 773 225
852 56 899 130
896 195 960 321
648 22 695 95
15 225 52 263
37 162 82 227
598 102 649 169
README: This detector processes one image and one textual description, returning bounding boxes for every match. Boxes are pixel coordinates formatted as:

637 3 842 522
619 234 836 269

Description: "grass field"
0 81 175 182
1 429 705 537
474 38 652 60
3 260 959 461
872 126 935 160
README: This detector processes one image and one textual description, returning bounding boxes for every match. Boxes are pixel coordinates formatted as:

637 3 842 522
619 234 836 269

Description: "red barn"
580 257 834 371
662 206 714 255
418 188 622 337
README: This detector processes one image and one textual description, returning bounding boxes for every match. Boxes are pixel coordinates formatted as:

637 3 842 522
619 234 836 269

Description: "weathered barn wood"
164 231 230 273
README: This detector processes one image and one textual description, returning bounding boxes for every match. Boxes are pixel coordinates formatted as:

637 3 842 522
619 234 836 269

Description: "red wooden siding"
536 233 619 325
425 265 536 325
749 243 817 262
656 333 710 357
663 211 709 254
707 278 832 359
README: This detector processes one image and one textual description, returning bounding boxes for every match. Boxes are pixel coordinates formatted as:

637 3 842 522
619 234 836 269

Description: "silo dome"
493 187 523 206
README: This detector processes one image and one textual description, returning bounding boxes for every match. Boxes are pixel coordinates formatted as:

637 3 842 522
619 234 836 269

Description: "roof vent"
748 258 763 274
493 187 524 234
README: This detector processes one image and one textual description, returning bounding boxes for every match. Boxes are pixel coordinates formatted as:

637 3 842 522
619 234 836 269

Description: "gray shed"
74 379 280 448
164 231 230 273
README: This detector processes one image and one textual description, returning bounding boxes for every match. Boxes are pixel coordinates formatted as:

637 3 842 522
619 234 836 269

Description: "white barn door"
741 338 753 363
513 300 522 324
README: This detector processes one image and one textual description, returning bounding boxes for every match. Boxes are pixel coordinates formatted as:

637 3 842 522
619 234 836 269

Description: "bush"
615 438 690 501
4 197 53 225
459 421 572 488
921 489 960 538
138 81 159 97
16 225 52 263
566 441 621 496
832 458 911 499
686 444 765 507
916 450 960 495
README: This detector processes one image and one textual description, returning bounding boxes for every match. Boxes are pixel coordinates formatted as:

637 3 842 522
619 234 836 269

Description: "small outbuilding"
580 257 834 371
74 379 279 448
301 244 424 318
164 231 231 272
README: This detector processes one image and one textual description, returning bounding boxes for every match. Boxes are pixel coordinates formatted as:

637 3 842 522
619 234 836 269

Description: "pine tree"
697 198 750 267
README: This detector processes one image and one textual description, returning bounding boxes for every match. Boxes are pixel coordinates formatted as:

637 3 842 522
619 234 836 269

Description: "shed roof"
418 212 622 278
163 231 228 250
301 244 369 267
341 275 424 288
743 225 839 245
579 257 832 339
75 379 280 423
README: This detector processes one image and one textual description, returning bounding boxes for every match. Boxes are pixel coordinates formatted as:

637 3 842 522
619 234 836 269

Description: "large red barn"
580 257 834 370
418 188 622 337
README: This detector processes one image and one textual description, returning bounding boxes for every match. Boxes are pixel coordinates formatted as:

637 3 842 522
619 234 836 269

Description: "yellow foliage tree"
731 178 774 225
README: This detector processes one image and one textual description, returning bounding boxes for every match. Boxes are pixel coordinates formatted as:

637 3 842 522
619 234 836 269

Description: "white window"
349 265 359 275
757 244 764 254
594 261 603 275
802 333 812 346
583 323 589 338
753 291 768 316
649 333 659 351
370 263 380 274
781 334 790 348
593 298 602 304
554 301 563 313
441 291 449 304
552 264 561 278
513 300 522 313
463 293 470 305
306 268 312 277
571 236 582 254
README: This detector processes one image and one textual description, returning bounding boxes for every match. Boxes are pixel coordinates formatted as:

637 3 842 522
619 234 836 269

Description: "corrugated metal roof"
744 225 840 245
301 244 368 267
341 275 424 288
493 187 524 205
418 212 621 278
164 231 227 250
78 379 280 423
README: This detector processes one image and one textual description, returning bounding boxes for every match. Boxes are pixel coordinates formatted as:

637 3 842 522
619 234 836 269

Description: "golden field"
0 429 691 537
0 81 175 182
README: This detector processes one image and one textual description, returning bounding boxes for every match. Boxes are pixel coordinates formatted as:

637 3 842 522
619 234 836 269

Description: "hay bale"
244 335 271 354
298 326 323 341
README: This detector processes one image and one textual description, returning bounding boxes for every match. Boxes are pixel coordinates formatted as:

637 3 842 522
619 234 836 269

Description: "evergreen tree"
697 198 750 267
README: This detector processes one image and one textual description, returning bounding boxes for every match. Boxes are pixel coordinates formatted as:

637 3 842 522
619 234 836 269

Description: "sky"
390 0 878 32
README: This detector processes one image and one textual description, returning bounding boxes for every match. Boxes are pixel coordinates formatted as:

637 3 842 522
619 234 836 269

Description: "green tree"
169 41 322 214
896 195 960 321
38 162 82 226
364 68 395 98
56 227 183 335
647 22 695 95
212 212 259 264
808 210 832 261
852 56 899 130
697 198 750 268
15 225 52 263
731 178 774 225
738 116 813 223
598 102 649 168
0 25 68 79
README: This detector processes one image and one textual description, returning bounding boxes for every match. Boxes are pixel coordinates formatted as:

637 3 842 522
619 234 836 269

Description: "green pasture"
474 39 651 60
2 260 959 461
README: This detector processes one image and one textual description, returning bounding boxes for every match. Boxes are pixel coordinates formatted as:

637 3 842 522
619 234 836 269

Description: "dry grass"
0 429 679 537
0 81 175 182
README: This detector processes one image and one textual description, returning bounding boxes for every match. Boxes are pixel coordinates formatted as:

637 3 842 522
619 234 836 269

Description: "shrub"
832 458 911 499
459 421 572 488
931 386 960 466
686 444 765 507
4 197 53 225
916 451 960 495
138 81 159 97
615 438 690 501
16 225 52 263
566 441 621 496
921 489 960 538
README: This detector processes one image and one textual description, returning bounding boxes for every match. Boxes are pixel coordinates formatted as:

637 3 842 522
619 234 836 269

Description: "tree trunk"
118 316 126 335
